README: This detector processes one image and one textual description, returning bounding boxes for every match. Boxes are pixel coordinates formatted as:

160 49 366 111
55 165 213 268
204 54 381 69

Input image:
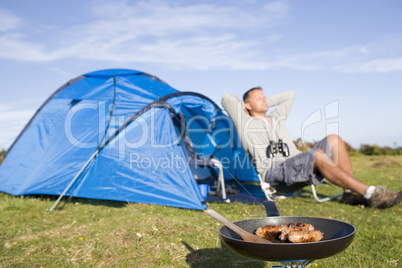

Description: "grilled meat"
284 222 314 231
287 230 324 243
278 227 308 241
255 225 285 239
255 222 322 243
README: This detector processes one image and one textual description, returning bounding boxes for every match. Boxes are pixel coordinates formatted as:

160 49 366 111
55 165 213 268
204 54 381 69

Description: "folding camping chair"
185 136 342 204
260 175 342 203
310 181 343 202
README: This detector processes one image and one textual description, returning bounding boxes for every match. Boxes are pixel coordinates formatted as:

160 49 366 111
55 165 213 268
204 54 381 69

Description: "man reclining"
222 87 401 209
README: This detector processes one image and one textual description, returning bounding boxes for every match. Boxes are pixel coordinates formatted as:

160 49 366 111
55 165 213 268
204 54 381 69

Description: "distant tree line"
0 139 401 167
0 149 4 165
359 144 402 156
294 138 402 156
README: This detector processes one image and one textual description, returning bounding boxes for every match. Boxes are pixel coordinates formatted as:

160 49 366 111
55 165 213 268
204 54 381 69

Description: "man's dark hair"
243 87 262 102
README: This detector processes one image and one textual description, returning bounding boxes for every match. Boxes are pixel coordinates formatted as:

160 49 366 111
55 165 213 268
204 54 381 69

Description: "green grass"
1 155 401 267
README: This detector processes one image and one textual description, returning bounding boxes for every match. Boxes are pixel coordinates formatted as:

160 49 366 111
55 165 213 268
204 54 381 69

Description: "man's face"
245 89 268 114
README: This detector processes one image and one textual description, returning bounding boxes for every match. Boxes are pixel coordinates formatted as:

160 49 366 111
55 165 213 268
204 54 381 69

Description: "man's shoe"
340 191 368 206
368 186 402 209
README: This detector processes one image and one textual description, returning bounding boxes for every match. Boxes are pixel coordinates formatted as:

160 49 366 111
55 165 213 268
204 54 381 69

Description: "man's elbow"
222 92 230 100
289 90 295 98
221 92 235 106
286 90 295 101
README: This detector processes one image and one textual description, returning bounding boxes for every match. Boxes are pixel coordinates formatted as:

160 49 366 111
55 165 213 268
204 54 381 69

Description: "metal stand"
273 260 312 268
311 184 342 203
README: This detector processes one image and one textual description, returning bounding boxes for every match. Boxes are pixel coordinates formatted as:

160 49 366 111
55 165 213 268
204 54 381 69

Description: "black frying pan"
219 216 356 262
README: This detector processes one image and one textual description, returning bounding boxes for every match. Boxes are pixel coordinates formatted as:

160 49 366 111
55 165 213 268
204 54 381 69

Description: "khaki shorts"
265 137 332 188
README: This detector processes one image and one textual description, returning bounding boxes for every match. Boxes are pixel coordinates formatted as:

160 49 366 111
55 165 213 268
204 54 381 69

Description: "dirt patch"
372 158 402 169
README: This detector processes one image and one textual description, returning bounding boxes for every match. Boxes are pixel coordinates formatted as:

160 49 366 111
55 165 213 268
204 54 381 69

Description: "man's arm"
266 91 295 119
221 92 251 125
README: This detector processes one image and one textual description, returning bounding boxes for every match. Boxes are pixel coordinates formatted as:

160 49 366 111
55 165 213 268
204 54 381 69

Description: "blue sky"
1 0 401 150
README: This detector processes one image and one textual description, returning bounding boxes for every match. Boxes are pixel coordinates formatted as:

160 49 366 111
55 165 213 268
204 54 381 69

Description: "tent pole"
49 149 99 211
50 76 117 212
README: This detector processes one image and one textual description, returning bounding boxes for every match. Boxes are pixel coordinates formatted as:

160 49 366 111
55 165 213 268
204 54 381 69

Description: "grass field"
1 155 401 267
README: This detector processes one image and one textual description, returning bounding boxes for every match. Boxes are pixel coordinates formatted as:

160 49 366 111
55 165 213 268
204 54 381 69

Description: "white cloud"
0 34 51 61
332 37 402 73
0 1 288 69
358 46 370 54
263 1 290 18
334 57 402 73
89 1 252 33
0 98 40 127
49 67 77 79
261 41 402 73
0 9 23 32
0 1 401 73
0 109 34 123
0 103 36 149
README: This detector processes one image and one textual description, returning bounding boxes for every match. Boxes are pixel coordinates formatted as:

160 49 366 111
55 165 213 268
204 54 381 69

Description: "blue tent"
0 69 260 210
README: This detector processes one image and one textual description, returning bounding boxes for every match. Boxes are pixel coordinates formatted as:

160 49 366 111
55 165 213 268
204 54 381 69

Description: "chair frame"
310 183 343 203
261 178 343 203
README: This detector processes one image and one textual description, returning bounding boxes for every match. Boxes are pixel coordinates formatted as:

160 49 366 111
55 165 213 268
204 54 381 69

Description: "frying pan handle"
204 209 273 244
263 201 280 217
204 209 252 239
204 209 243 231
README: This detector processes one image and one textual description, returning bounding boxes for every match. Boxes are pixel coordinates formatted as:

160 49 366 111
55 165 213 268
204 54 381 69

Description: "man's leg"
313 146 402 208
326 134 353 177
324 134 364 204
313 149 369 196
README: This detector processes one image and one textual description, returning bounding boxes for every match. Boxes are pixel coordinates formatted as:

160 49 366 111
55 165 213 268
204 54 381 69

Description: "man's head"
243 86 262 103
243 87 268 118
